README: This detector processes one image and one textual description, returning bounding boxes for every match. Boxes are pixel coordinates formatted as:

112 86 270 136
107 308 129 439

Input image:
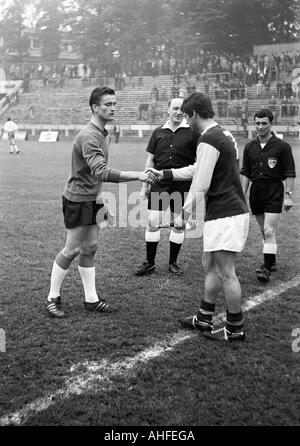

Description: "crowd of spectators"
1 47 300 125
2 47 300 85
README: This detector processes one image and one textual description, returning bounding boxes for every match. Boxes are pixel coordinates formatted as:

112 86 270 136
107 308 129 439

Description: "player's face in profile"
169 98 183 124
94 94 117 121
255 117 272 138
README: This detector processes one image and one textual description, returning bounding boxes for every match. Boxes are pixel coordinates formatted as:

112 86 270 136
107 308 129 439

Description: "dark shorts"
148 180 192 213
249 181 284 215
62 196 104 229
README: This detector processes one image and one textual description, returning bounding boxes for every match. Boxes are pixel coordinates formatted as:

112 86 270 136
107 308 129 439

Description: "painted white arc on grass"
0 275 300 426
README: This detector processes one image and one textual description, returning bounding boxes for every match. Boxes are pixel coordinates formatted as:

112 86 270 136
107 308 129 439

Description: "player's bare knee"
62 246 81 259
264 226 276 240
81 242 98 256
202 252 212 271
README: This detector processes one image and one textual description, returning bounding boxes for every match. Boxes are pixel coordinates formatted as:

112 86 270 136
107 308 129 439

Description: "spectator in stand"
23 71 30 92
171 83 179 99
179 85 186 99
113 123 120 143
138 103 149 120
43 72 48 87
268 95 278 124
232 98 241 121
161 85 167 101
268 95 277 114
241 111 248 137
121 71 127 88
256 79 263 98
288 95 296 117
281 96 288 117
151 86 159 102
216 98 223 118
37 63 43 80
204 77 209 95
277 80 283 98
138 70 144 87
148 100 158 124
241 97 249 116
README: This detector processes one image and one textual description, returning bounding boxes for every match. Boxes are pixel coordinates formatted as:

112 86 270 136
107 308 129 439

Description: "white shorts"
203 213 249 252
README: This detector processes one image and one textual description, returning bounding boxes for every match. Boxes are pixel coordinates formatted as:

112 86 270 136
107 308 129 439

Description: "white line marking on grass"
1 275 300 426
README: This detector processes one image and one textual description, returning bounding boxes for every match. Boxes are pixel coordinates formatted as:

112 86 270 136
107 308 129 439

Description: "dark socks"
264 253 276 271
169 242 182 265
146 242 158 265
197 300 215 323
226 311 244 333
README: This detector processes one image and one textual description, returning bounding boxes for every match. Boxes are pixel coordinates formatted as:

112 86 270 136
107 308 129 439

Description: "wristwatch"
285 191 293 196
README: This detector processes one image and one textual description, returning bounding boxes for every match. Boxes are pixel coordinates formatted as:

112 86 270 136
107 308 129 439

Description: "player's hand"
145 167 164 181
283 196 293 212
139 171 156 184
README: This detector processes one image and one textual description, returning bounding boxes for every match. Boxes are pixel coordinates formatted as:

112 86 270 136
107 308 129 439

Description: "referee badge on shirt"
268 158 277 169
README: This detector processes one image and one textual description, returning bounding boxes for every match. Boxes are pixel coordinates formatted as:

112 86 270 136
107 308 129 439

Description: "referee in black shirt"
240 108 296 282
135 98 198 276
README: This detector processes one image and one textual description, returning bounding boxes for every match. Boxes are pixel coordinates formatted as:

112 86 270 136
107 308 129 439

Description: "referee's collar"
162 119 189 131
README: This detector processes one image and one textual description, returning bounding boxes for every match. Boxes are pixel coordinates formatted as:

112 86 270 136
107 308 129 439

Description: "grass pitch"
0 137 299 426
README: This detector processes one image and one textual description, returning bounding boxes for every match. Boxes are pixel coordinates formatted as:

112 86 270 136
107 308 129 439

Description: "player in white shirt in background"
4 117 20 154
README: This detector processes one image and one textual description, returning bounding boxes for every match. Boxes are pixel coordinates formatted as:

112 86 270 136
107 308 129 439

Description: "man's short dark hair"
89 87 115 112
254 108 274 123
181 92 215 119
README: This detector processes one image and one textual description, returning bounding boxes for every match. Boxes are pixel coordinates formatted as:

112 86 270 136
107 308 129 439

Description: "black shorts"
62 196 104 229
148 180 191 213
249 181 284 215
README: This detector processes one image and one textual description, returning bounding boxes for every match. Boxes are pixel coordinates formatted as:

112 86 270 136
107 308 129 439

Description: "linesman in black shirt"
240 109 296 282
135 98 198 276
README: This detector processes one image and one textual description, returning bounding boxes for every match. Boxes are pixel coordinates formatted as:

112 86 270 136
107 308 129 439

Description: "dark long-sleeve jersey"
240 134 296 183
63 122 121 202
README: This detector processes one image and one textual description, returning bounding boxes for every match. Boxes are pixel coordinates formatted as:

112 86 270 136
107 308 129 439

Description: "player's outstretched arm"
118 170 156 183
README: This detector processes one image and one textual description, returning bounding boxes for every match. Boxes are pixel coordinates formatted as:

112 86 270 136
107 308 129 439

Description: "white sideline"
1 275 299 426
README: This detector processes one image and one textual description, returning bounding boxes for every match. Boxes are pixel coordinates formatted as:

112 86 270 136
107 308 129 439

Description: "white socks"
145 230 161 242
263 243 277 254
169 229 185 244
78 266 99 303
47 261 68 300
48 260 99 303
